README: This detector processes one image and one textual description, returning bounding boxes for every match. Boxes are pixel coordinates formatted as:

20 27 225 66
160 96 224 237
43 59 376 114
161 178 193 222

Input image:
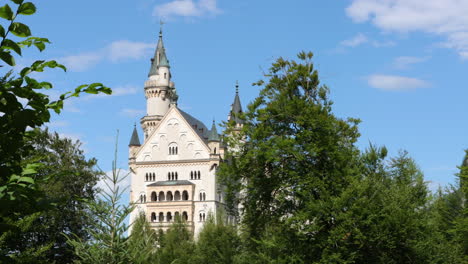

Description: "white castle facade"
128 30 242 236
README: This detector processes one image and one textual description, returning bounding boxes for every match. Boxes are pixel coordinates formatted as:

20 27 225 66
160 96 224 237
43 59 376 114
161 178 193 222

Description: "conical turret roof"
129 124 141 146
229 82 243 124
208 120 220 142
148 29 170 77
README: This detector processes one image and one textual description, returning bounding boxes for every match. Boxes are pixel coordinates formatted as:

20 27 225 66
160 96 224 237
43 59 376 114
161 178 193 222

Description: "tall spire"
148 25 170 77
208 119 220 142
129 124 141 146
229 81 243 124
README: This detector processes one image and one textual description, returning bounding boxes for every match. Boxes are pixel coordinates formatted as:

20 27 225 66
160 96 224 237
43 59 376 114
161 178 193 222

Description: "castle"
128 29 242 236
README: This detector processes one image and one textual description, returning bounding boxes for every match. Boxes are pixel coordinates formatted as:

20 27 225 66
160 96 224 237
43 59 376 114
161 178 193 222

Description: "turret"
129 124 141 163
227 81 244 130
208 120 221 156
141 28 178 139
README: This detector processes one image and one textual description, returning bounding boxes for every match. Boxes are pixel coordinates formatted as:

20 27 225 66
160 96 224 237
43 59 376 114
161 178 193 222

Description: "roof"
148 30 169 77
147 180 194 187
129 125 141 146
208 120 220 142
179 108 209 139
229 85 244 124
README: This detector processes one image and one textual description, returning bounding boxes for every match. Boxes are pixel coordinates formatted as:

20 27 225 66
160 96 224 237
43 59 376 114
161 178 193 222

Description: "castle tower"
141 29 178 139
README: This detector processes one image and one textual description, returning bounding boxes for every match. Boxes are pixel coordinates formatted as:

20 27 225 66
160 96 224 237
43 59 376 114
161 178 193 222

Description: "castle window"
214 147 217 154
182 211 188 221
182 190 189 201
152 173 155 181
203 193 206 201
199 191 206 201
167 212 172 222
175 172 178 180
198 171 201 180
164 72 167 79
167 191 173 201
175 211 180 220
144 194 146 202
145 173 148 181
151 192 157 202
203 213 206 221
140 194 144 203
169 143 178 155
151 212 156 222
174 191 181 201
190 171 193 180
168 172 170 180
159 212 164 222
199 213 202 222
158 191 165 201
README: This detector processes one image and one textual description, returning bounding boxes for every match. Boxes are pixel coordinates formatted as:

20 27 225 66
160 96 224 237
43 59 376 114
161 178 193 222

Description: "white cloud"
153 0 221 18
58 40 154 72
393 56 429 69
84 85 139 100
346 0 468 58
95 169 131 195
341 33 368 47
120 108 145 118
108 40 154 62
367 74 430 91
60 52 102 72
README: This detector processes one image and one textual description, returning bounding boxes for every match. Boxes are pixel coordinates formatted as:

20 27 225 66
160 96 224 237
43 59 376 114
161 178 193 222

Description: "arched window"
169 143 178 155
167 191 173 201
144 194 146 202
152 173 155 181
151 212 156 222
182 211 188 221
198 171 201 180
159 191 165 201
199 213 202 222
145 173 148 181
203 193 206 201
214 147 217 154
171 172 174 181
182 190 189 200
190 171 193 180
140 194 144 203
174 191 181 201
151 191 157 202
164 72 167 79
203 213 206 221
175 146 178 154
159 212 164 222
199 193 202 201
175 172 178 180
167 212 172 222
175 211 180 220
168 172 170 181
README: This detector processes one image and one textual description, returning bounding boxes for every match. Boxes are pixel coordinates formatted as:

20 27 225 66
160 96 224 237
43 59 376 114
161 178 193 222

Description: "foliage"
127 213 159 264
67 136 134 264
192 213 240 264
157 216 195 264
0 1 111 262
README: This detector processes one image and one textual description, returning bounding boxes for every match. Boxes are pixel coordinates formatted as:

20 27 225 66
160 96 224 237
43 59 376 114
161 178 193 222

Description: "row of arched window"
140 194 146 203
168 172 178 181
150 190 189 202
190 170 201 180
151 211 189 222
169 146 178 155
145 173 156 181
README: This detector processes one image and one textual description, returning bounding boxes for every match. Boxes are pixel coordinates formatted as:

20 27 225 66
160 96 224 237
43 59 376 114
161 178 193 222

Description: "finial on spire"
235 80 239 94
134 122 136 127
159 20 165 37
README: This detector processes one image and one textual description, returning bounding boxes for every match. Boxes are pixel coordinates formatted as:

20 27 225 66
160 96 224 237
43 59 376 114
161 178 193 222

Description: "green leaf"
0 4 14 20
18 177 35 184
0 25 5 38
9 22 31 37
2 39 22 55
17 2 35 15
34 41 45 51
0 50 15 66
10 0 24 4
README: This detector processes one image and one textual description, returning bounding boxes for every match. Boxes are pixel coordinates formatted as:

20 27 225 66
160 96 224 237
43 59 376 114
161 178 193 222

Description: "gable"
136 107 211 162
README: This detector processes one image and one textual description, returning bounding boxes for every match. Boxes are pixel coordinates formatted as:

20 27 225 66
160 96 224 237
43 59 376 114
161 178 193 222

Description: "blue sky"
12 0 468 190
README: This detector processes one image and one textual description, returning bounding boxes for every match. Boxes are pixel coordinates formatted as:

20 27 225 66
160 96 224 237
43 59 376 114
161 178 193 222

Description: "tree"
192 213 240 264
0 128 103 263
0 1 110 262
157 216 195 264
67 136 134 264
219 51 362 261
127 213 159 264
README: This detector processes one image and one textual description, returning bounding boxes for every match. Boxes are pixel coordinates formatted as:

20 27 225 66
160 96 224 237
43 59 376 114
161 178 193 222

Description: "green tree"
0 1 110 262
157 216 195 264
192 213 240 264
127 212 159 264
0 128 103 263
67 137 134 264
219 51 361 261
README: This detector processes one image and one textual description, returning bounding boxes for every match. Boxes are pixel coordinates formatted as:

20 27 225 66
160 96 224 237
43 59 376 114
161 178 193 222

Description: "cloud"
95 169 131 195
108 40 155 62
84 85 139 100
58 41 154 72
346 0 468 58
60 52 102 72
341 33 368 47
120 108 145 118
393 56 429 69
153 0 221 18
367 74 430 91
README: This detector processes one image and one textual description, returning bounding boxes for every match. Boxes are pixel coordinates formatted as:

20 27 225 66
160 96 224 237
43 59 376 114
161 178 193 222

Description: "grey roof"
179 109 209 139
229 83 244 124
208 120 220 142
148 30 170 77
129 125 141 146
147 180 194 187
